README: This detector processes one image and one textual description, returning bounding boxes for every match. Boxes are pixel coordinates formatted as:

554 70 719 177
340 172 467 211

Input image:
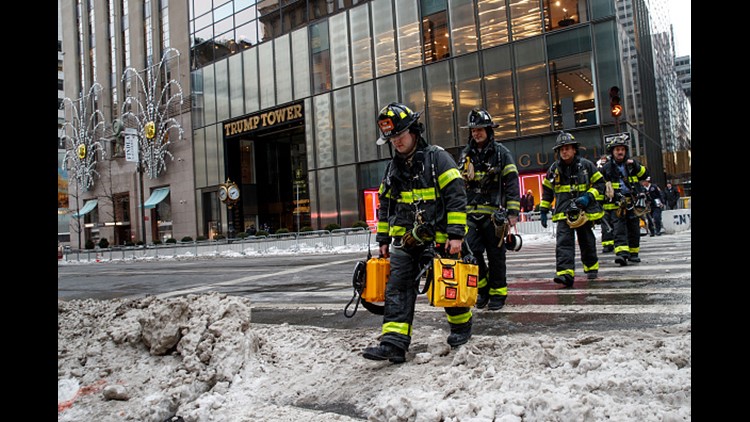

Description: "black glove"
540 211 548 228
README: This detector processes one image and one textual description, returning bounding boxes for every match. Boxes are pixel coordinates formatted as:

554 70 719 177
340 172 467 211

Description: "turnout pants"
381 244 471 352
613 210 641 257
465 214 508 298
601 208 616 250
554 220 599 278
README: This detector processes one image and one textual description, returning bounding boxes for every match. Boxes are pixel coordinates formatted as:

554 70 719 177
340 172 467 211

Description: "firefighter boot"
475 288 490 309
363 342 406 363
628 254 641 263
615 255 628 266
586 270 598 280
553 274 574 287
447 320 473 348
487 295 507 310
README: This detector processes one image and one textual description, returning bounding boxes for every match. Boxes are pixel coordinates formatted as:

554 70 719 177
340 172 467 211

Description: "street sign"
124 128 139 162
603 132 630 149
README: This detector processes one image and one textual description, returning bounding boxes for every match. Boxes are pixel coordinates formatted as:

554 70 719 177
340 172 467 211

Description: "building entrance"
225 126 309 235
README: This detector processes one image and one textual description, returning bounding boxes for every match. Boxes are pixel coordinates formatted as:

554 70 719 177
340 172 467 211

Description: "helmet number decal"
378 118 395 133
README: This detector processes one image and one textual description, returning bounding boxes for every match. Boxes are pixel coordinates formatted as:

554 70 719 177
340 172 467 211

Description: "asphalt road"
58 230 691 336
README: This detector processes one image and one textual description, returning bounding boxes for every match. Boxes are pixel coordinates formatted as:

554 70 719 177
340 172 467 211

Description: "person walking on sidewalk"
600 136 650 265
457 108 520 311
664 182 681 210
641 177 664 236
362 102 470 363
539 132 605 287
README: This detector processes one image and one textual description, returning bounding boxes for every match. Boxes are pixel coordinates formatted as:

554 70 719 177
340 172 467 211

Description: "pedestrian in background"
641 177 664 236
600 137 650 265
458 108 520 311
539 132 605 287
520 189 535 221
363 102 470 363
664 182 681 210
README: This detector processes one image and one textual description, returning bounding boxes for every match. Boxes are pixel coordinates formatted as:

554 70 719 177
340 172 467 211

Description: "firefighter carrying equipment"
505 233 522 252
566 203 589 228
424 254 479 307
492 209 509 245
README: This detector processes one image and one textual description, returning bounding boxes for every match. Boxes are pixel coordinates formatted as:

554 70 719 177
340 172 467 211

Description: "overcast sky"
668 0 691 56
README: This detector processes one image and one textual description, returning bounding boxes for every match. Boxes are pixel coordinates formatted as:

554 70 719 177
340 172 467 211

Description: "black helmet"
552 131 580 151
606 133 630 153
376 102 421 145
461 108 499 129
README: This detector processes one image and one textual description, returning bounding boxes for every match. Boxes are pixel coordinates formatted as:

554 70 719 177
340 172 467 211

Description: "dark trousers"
555 220 599 277
613 211 641 257
381 245 471 351
601 208 616 249
465 214 508 297
650 207 663 234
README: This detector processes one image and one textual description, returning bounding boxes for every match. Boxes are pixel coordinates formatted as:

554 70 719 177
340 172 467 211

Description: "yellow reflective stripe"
603 203 619 210
435 232 448 243
377 222 390 234
540 200 552 208
413 188 437 200
593 192 605 201
614 245 629 254
447 211 467 225
382 321 411 336
602 240 614 246
378 183 386 195
584 261 599 272
506 200 520 211
636 166 647 178
542 178 553 189
446 310 472 325
556 269 575 277
477 275 488 289
389 226 407 236
501 163 518 176
438 168 462 189
629 246 640 254
551 211 566 221
586 210 604 220
611 182 622 189
590 171 603 183
398 191 414 203
489 286 507 296
555 183 589 193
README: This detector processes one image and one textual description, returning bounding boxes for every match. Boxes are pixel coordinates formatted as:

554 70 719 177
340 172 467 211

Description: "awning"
71 199 98 218
142 187 170 209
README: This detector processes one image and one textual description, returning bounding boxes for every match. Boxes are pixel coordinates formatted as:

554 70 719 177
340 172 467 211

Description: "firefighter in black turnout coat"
458 108 520 310
362 103 470 363
599 135 649 265
539 132 605 287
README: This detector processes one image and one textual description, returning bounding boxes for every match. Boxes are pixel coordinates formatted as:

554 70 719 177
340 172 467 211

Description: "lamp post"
122 127 146 244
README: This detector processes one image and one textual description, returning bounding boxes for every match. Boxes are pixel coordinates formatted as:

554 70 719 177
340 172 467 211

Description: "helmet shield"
376 103 421 145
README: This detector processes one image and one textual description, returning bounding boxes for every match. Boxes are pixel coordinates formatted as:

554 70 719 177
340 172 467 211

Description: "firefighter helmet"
460 108 499 129
606 134 630 153
376 102 422 145
553 131 580 151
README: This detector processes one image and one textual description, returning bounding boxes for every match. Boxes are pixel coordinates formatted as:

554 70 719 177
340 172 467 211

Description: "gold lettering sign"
223 103 304 138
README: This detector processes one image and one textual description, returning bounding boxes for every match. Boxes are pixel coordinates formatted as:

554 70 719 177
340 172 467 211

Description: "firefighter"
597 152 616 254
600 137 650 265
457 108 520 310
362 102 470 363
539 132 605 287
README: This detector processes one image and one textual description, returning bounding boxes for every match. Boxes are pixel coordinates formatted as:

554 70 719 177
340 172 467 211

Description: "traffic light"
609 86 622 118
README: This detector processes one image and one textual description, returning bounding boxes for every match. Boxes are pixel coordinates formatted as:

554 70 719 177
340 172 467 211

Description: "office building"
61 0 690 247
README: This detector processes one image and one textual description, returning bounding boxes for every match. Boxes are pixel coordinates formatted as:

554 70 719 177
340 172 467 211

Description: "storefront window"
448 0 477 56
510 0 543 41
477 0 509 49
483 45 517 139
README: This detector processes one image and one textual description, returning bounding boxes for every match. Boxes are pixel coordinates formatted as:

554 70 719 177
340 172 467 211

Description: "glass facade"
188 0 648 231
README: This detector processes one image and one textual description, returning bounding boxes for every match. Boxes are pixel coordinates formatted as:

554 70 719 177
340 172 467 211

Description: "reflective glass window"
399 68 425 117
314 93 334 168
337 164 359 226
544 0 588 31
329 13 351 89
275 34 293 105
396 0 422 70
372 0 397 77
424 61 455 148
242 47 260 112
514 38 550 134
449 0 477 56
203 64 216 125
311 21 332 94
483 45 516 138
422 11 450 63
258 41 276 109
215 60 230 121
453 53 482 130
350 3 373 83
334 88 355 165
510 0 543 41
291 28 311 99
228 53 244 117
477 0 509 48
354 81 378 162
